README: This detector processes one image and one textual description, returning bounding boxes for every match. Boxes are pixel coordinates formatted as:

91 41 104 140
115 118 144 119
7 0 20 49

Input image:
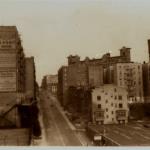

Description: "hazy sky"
0 0 150 84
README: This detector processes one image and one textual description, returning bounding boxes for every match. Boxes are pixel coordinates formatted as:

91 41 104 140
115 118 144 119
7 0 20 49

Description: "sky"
0 0 150 85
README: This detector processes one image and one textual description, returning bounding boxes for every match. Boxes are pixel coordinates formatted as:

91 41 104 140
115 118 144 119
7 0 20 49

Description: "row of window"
0 40 14 44
101 88 117 93
118 65 141 69
97 95 123 100
97 103 123 109
119 79 141 85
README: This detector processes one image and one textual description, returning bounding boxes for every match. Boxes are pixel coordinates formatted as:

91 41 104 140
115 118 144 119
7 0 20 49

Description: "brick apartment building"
104 63 144 103
58 46 131 108
0 26 25 127
0 26 36 129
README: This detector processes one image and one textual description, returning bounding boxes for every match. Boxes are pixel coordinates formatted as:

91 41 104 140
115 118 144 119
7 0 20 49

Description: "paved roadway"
39 90 82 146
90 123 150 146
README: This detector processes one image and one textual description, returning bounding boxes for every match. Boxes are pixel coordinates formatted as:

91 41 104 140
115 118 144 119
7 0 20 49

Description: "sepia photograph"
0 0 150 147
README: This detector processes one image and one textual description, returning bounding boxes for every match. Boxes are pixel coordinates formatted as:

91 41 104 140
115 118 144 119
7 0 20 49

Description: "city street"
39 90 82 146
90 123 150 146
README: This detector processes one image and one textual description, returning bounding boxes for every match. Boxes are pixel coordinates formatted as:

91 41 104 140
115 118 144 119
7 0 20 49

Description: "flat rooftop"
88 122 150 146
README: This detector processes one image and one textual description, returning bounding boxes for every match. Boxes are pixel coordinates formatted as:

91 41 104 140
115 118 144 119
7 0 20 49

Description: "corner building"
0 26 25 127
91 84 129 124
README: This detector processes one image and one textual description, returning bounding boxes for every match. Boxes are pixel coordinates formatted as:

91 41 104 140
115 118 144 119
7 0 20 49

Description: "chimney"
148 39 150 61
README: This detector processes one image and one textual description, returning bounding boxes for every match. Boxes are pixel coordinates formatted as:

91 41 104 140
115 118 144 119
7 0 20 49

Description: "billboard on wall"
0 68 16 92
0 53 16 68
0 53 17 92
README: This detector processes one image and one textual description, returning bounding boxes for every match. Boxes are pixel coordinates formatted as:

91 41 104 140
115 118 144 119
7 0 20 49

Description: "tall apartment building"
58 47 131 108
113 63 144 103
91 84 129 124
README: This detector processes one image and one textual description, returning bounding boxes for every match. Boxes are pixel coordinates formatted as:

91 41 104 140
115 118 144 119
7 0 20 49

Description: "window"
114 88 117 92
106 108 108 112
105 100 108 103
115 96 117 100
119 103 123 108
97 96 101 100
105 92 107 95
118 95 122 100
106 115 109 118
111 103 113 106
112 118 114 121
112 111 114 114
98 104 101 109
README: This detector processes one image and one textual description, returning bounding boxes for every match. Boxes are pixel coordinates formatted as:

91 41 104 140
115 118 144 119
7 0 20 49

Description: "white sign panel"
94 135 102 141
0 69 16 92
0 53 16 68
